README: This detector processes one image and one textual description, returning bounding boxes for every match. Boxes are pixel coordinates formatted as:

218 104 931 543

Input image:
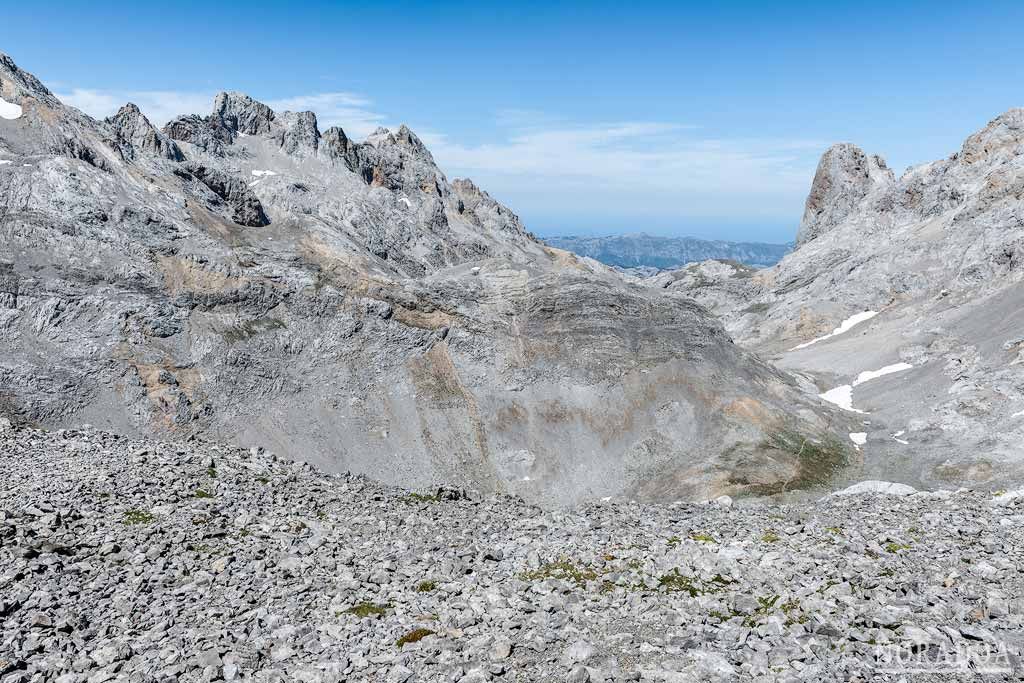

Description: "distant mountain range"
542 233 792 269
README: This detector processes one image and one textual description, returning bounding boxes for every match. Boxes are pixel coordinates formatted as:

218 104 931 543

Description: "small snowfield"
0 96 23 120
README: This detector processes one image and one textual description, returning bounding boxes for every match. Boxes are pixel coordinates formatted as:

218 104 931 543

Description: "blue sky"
3 1 1024 242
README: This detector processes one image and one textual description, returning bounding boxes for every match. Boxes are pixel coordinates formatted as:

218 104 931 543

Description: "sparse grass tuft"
743 429 853 495
658 570 735 597
124 509 154 525
416 580 437 593
519 560 599 588
761 530 781 543
743 594 781 627
396 628 434 648
884 542 912 554
689 532 717 543
194 489 214 499
345 602 389 618
658 570 703 597
780 598 808 626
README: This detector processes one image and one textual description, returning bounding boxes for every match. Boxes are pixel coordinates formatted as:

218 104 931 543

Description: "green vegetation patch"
744 429 853 496
658 569 736 597
123 509 155 525
396 628 435 648
519 560 599 588
345 602 389 618
416 580 437 593
194 489 214 499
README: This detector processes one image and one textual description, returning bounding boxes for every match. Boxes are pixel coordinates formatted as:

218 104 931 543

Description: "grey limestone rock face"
0 50 855 504
178 161 271 227
105 103 184 162
795 143 894 246
276 109 320 156
452 177 531 236
162 112 234 154
961 108 1024 164
212 90 276 135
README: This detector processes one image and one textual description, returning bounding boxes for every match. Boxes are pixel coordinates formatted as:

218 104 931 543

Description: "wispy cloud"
55 88 388 137
427 122 820 193
264 93 386 137
57 88 214 127
421 119 824 227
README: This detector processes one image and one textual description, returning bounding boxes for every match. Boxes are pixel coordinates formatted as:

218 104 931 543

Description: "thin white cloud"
264 93 386 138
57 88 213 127
420 120 825 224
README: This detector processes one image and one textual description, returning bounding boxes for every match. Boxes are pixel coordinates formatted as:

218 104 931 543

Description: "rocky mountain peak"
0 51 57 104
106 103 184 162
211 91 276 136
795 142 894 245
275 109 320 156
366 126 394 145
395 124 427 151
452 178 530 236
960 107 1024 164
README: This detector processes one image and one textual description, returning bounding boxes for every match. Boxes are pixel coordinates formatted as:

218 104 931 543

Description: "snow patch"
820 362 914 413
791 311 878 350
852 363 914 386
251 170 278 178
1012 409 1024 419
818 385 865 413
833 480 917 497
398 197 411 208
0 160 11 166
849 432 867 447
0 96 23 120
892 430 909 445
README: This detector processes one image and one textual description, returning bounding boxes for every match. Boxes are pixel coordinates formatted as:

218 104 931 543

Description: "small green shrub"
402 492 440 503
124 509 154 525
345 602 389 618
519 560 598 587
396 628 434 647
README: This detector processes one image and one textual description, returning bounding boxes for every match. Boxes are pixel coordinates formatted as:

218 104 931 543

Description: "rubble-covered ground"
2 424 1022 682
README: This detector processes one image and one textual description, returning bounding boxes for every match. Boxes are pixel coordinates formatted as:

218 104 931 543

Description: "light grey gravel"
2 425 1022 681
